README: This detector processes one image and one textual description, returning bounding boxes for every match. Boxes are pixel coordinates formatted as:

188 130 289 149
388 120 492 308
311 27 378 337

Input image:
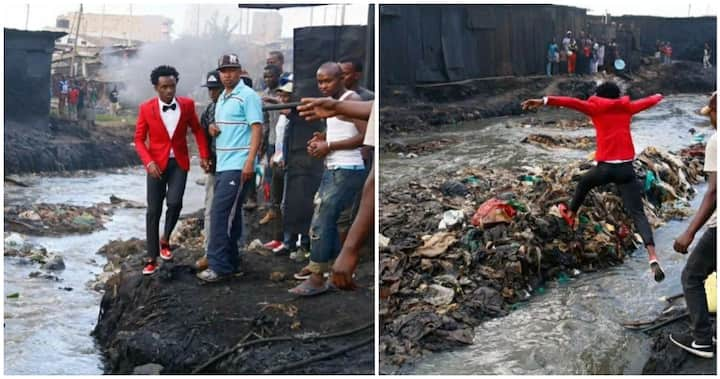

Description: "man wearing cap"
196 70 223 271
197 54 263 282
670 92 717 358
135 65 210 275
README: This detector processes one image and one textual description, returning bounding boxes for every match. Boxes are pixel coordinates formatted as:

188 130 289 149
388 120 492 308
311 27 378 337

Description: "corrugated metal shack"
380 4 587 88
4 28 66 127
602 15 716 62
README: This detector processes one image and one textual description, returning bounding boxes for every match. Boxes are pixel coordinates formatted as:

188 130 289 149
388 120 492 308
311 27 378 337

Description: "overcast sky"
3 1 716 36
3 2 369 38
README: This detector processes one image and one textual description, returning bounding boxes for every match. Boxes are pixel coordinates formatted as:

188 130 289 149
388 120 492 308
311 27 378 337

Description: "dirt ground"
92 207 374 374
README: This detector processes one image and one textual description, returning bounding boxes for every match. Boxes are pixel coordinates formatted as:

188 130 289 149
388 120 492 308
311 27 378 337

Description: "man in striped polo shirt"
197 53 263 282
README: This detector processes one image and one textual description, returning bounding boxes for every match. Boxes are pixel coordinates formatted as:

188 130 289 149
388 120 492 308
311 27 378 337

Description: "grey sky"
3 2 369 38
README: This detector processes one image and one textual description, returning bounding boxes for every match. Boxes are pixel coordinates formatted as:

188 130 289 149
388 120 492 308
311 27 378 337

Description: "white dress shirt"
158 97 181 157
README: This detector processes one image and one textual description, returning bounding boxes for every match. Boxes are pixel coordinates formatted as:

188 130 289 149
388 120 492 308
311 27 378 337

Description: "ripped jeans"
307 168 366 274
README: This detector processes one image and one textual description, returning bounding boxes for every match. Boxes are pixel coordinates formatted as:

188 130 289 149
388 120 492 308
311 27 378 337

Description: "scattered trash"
471 198 517 229
438 210 465 230
380 144 706 365
424 284 455 306
414 232 458 258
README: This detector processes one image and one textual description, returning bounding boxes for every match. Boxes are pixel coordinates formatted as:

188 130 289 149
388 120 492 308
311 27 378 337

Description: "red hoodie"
546 94 663 162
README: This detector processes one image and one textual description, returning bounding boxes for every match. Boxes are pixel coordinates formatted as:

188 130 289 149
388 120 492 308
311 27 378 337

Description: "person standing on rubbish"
197 54 263 282
521 81 666 282
669 92 717 358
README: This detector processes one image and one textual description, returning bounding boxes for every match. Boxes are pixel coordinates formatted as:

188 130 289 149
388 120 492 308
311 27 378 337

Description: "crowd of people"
546 30 619 77
133 50 375 297
54 76 100 120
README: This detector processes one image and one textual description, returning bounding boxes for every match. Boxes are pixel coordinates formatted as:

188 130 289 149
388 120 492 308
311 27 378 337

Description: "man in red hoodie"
522 81 665 282
134 65 210 275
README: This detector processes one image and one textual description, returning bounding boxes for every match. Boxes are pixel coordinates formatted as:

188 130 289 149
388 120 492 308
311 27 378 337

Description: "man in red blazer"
522 81 665 282
134 65 210 275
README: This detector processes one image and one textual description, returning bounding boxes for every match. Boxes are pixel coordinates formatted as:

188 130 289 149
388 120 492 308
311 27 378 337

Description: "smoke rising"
103 14 269 108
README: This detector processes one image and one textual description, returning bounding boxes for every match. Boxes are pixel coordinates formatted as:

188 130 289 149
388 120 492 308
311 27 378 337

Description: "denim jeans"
207 170 248 275
283 232 310 250
307 168 366 274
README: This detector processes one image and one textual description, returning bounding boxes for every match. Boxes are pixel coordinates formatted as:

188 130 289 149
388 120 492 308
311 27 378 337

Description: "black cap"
201 70 222 88
217 53 242 70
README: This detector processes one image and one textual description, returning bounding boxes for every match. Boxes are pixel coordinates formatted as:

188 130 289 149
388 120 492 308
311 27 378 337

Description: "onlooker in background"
267 50 293 86
259 64 283 225
68 84 80 120
546 39 559 77
703 42 712 69
568 35 578 75
58 76 69 117
196 70 223 272
109 86 120 116
339 59 374 101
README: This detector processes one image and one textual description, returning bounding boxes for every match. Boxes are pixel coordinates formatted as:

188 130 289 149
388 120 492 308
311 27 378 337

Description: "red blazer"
547 94 663 162
134 96 209 172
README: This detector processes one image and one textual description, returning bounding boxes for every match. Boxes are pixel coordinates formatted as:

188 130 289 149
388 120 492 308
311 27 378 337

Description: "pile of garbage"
522 134 596 150
384 138 460 157
379 145 706 367
4 203 113 235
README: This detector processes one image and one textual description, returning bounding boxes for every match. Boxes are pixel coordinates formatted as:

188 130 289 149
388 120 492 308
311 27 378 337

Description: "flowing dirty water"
380 94 713 374
4 163 208 374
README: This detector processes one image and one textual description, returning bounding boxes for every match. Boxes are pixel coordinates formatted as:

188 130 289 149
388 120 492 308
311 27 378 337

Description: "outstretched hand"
521 98 544 111
297 97 338 121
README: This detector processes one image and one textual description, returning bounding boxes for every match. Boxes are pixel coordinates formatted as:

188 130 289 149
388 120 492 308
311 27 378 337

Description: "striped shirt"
213 80 263 172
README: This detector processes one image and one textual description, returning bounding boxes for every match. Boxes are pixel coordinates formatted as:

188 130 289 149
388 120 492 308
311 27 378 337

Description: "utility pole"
688 3 691 17
340 4 346 26
323 5 327 24
70 4 83 78
196 4 200 37
128 4 133 46
100 4 105 40
24 4 29 30
309 7 314 26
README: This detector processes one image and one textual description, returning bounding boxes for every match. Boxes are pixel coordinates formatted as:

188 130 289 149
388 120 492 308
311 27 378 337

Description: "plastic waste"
471 198 517 229
438 210 465 230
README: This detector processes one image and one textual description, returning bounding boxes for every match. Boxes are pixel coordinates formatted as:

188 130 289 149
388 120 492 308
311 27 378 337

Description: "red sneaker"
160 242 173 261
558 203 575 228
264 240 282 250
143 262 157 275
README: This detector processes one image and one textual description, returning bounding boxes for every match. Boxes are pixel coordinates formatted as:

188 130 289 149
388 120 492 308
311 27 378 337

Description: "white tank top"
325 90 364 167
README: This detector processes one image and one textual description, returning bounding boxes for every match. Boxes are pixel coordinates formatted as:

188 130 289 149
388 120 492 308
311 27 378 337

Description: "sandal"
288 279 329 296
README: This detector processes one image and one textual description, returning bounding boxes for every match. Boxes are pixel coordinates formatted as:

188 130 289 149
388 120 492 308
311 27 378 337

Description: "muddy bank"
379 145 706 371
381 60 716 138
642 312 716 374
4 117 138 175
91 209 374 374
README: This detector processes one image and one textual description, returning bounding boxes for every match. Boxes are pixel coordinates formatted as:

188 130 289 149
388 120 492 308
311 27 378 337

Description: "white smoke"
103 15 269 108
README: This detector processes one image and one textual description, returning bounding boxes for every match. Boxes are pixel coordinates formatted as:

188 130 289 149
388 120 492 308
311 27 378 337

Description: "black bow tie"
162 103 176 112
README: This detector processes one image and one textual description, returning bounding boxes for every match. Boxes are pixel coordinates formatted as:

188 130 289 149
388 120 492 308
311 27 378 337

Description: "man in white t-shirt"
670 92 717 358
295 98 375 290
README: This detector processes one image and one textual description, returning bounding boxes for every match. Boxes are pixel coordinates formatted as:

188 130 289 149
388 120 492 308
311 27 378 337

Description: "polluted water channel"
379 94 712 374
3 163 207 374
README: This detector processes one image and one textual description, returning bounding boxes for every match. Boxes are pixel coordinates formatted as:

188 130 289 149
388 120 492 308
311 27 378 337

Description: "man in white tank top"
289 62 367 296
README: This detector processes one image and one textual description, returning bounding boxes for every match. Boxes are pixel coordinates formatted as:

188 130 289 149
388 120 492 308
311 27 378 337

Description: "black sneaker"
669 333 714 358
650 260 665 283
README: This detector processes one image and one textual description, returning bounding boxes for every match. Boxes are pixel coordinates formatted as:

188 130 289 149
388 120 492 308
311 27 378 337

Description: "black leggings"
146 158 188 260
570 161 655 246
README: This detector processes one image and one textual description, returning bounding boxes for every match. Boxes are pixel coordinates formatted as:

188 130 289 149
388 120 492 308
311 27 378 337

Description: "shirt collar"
222 80 246 99
158 97 177 107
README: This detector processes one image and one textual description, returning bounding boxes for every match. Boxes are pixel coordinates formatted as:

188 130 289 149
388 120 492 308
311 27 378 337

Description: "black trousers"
146 158 187 260
570 161 655 246
682 227 717 345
